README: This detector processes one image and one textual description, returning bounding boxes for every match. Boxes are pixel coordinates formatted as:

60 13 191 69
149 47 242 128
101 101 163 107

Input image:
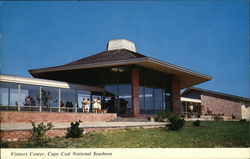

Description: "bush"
0 141 9 148
213 114 223 121
232 115 236 120
167 115 185 131
193 120 201 127
31 122 54 140
66 121 83 138
239 119 247 122
155 110 174 122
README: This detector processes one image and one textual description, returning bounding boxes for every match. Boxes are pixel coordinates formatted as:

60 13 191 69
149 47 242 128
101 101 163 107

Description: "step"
108 117 150 122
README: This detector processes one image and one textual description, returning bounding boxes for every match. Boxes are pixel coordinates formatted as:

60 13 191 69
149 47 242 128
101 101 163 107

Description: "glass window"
0 87 9 106
165 91 172 111
145 87 154 114
139 87 145 114
61 88 76 112
119 84 132 115
105 85 119 96
40 87 59 107
10 88 18 106
154 88 163 113
0 82 19 106
105 85 118 113
20 89 28 106
20 84 40 106
139 67 173 114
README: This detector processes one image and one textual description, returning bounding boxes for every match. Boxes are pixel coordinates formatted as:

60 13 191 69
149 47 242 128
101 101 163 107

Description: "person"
24 96 31 106
189 105 193 112
60 101 65 112
81 98 87 112
93 97 98 113
85 98 91 113
97 97 102 113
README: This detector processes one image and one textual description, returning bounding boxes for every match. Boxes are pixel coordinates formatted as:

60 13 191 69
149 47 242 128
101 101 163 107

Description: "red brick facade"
172 76 181 113
131 68 140 117
201 94 242 119
0 111 117 123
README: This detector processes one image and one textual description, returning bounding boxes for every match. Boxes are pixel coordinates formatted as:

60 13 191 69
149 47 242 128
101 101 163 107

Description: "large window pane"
0 82 19 112
119 84 131 115
139 87 145 114
165 91 172 111
145 87 154 114
10 88 18 106
0 87 9 106
0 82 19 106
20 84 40 106
105 85 118 113
154 88 163 113
20 89 28 106
61 88 76 112
40 87 59 108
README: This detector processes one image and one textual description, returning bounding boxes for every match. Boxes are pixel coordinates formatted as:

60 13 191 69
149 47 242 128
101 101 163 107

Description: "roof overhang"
181 97 201 103
0 74 104 92
182 87 250 102
29 57 212 89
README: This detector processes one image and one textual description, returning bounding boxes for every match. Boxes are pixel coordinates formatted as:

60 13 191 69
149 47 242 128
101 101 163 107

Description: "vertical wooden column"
131 68 140 117
172 76 181 113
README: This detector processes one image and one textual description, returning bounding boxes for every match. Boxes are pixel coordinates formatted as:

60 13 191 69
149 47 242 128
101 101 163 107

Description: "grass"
1 121 249 148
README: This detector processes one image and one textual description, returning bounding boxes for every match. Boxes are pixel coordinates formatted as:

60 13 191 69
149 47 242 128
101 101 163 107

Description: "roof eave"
147 57 212 80
29 57 212 89
29 57 149 75
183 87 250 102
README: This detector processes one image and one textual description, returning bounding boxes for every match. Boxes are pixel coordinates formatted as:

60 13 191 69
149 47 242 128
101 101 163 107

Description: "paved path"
0 122 167 131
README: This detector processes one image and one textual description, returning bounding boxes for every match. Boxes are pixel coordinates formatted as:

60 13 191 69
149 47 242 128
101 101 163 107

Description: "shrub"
193 120 201 127
195 113 201 118
239 119 247 122
66 120 83 138
31 122 54 140
213 114 223 121
167 115 185 131
232 115 236 120
0 141 9 148
155 110 174 122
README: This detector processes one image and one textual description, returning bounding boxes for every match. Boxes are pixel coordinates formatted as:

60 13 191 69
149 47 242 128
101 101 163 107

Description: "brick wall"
201 94 241 119
0 127 124 142
131 68 140 117
0 111 117 123
1 130 33 142
172 76 181 113
1 129 66 142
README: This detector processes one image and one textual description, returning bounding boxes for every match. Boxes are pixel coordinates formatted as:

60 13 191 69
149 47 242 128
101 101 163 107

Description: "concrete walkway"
0 122 167 131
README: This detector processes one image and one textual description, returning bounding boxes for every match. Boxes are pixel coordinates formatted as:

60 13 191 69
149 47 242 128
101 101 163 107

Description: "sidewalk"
0 122 167 131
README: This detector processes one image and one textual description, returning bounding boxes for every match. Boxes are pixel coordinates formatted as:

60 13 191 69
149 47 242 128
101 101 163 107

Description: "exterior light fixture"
111 67 126 72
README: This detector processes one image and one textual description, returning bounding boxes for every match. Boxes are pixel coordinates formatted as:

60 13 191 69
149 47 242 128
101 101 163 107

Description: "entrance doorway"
104 84 132 116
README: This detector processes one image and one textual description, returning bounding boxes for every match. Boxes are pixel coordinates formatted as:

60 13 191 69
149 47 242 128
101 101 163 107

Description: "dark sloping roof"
29 49 212 89
182 87 250 102
63 49 146 66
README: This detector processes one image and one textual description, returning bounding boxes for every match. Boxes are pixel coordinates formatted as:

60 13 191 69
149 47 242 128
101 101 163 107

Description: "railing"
0 105 104 113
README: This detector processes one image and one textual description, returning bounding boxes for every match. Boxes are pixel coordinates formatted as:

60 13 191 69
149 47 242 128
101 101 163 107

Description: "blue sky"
1 1 249 98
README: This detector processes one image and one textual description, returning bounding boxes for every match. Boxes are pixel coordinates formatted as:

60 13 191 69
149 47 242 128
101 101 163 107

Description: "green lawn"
1 121 249 148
